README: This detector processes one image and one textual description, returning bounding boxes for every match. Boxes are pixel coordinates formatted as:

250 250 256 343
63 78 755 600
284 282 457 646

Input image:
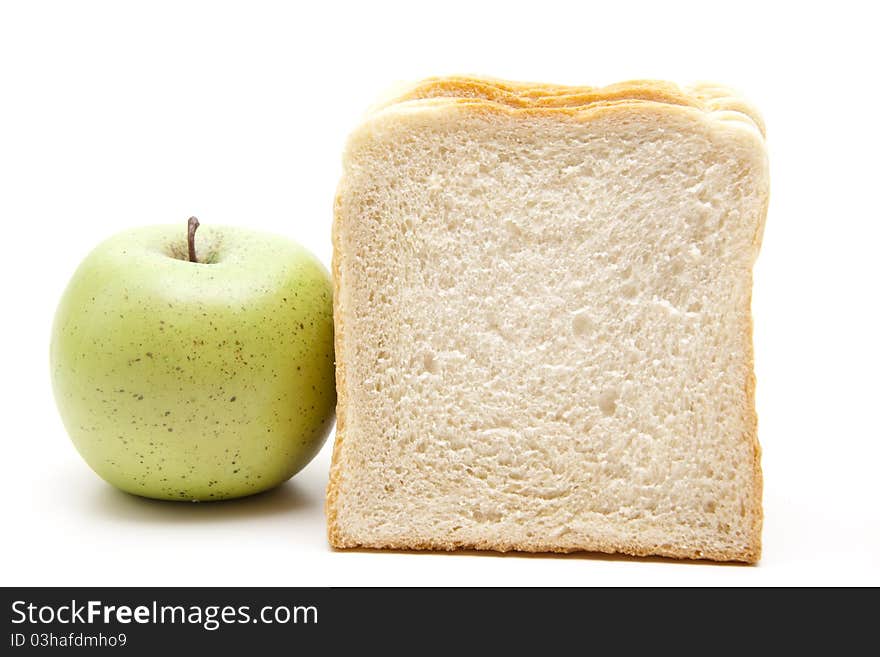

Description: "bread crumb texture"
328 77 768 563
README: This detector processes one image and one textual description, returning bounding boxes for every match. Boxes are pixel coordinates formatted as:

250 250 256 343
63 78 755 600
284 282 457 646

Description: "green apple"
50 218 336 501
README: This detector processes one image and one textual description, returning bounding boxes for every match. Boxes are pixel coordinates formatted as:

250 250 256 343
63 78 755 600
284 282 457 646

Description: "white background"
1 0 877 586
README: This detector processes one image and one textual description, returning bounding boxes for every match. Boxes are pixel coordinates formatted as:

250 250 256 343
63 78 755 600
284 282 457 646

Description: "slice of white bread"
328 77 768 562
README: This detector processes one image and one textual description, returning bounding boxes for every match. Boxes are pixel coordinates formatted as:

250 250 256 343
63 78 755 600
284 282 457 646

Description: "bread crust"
330 536 756 564
325 191 347 547
373 76 765 137
327 76 766 564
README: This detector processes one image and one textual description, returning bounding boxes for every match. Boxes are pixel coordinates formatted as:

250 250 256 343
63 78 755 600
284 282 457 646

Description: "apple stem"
187 216 200 263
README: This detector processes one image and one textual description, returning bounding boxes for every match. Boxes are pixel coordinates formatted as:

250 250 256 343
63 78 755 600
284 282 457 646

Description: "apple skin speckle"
49 224 336 501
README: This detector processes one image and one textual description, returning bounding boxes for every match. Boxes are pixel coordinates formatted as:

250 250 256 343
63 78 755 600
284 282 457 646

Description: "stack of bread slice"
328 76 768 562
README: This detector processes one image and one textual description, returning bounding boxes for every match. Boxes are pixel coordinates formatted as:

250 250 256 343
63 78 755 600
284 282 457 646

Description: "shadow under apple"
87 480 319 525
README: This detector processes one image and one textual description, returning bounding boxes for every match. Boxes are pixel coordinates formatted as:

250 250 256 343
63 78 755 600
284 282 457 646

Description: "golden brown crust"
328 76 766 563
376 75 765 138
386 76 695 108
